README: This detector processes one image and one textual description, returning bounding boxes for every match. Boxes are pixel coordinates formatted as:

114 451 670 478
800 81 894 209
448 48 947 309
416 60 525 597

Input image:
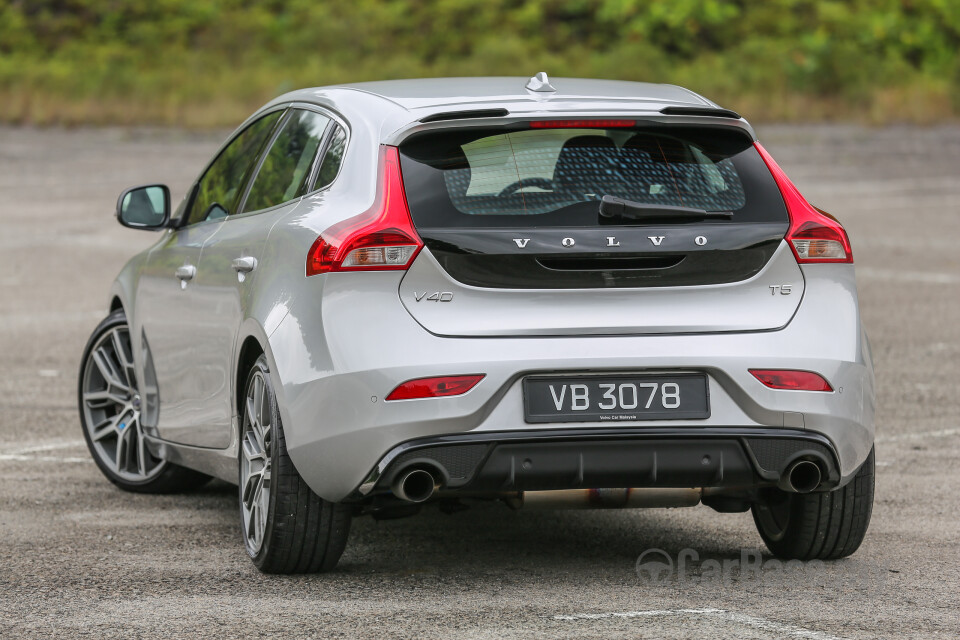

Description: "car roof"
334 76 711 108
273 76 713 110
257 75 750 143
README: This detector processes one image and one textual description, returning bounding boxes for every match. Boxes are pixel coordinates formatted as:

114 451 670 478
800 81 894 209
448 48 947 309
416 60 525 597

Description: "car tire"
239 355 352 573
752 447 875 560
79 310 211 493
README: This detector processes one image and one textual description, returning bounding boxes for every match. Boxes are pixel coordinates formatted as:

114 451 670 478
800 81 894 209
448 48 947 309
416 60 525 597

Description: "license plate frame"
522 373 710 423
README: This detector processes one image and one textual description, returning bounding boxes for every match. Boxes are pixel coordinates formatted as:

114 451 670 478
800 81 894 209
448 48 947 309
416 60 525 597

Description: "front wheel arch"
78 309 210 493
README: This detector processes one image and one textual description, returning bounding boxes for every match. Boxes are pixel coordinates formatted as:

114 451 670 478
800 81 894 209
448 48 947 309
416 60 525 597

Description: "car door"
187 107 336 448
135 109 284 447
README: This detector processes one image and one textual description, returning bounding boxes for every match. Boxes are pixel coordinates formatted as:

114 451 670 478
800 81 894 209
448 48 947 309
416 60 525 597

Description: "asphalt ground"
1 124 958 639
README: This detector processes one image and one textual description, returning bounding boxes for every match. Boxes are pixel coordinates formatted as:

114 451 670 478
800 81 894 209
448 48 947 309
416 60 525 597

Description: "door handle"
175 264 196 290
231 256 258 273
175 264 196 281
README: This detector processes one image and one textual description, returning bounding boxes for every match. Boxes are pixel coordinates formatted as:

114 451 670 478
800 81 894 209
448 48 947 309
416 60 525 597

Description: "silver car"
79 74 875 573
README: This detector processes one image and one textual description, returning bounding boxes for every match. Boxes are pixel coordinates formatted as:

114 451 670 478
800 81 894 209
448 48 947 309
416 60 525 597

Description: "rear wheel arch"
238 353 352 573
233 321 297 459
236 334 265 419
109 296 124 314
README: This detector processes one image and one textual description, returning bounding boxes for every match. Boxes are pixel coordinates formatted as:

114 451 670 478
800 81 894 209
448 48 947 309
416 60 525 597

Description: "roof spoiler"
419 108 510 123
660 106 741 119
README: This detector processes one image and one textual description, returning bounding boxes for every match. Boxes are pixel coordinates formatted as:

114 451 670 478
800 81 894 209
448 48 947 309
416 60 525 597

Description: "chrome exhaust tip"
391 469 438 503
780 460 822 494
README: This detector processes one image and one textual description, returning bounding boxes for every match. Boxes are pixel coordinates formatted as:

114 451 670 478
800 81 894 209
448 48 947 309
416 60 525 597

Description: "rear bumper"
267 265 874 503
350 427 841 501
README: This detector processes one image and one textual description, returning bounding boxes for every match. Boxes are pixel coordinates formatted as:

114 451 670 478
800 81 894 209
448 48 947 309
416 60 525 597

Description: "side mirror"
117 185 170 229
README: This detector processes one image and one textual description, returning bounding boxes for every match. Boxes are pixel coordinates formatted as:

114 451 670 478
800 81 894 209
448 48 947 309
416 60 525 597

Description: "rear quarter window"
314 125 347 190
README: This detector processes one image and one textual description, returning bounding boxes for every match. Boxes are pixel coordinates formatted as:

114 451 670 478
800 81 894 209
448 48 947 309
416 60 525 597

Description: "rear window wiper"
599 195 734 220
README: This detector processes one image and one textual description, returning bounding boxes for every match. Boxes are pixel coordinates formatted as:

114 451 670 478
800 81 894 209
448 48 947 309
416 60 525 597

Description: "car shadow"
184 480 757 578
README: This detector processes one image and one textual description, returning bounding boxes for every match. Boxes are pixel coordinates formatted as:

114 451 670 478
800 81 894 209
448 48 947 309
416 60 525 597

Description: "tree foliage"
1 0 957 124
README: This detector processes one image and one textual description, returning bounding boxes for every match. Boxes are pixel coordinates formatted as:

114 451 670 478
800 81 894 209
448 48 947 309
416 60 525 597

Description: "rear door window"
399 124 785 228
184 111 282 225
241 109 332 213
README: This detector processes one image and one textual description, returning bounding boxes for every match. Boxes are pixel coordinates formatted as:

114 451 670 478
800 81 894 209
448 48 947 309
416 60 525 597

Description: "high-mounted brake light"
750 369 833 392
385 375 485 401
306 146 423 275
530 119 636 129
755 143 853 264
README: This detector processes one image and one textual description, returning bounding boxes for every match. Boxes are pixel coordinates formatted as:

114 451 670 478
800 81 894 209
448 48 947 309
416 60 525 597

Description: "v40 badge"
414 291 454 302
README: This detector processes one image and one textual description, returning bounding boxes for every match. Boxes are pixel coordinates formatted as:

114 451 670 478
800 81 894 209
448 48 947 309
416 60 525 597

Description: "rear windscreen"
399 124 787 228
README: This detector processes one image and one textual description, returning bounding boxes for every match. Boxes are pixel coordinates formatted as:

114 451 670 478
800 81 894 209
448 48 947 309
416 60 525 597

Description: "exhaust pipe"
507 488 701 510
779 460 822 493
391 469 438 503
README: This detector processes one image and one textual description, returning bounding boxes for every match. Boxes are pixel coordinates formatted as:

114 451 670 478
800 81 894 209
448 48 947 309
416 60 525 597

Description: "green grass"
1 0 958 127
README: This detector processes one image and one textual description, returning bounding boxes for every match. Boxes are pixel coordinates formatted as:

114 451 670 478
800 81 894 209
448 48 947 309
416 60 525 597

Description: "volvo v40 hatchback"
79 75 875 573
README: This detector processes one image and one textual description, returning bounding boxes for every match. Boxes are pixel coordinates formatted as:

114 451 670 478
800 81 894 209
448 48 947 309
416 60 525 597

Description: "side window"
314 125 346 190
184 111 282 225
242 110 331 213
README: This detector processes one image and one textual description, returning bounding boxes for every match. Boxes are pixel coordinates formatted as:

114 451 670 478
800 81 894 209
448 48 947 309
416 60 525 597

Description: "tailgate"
399 240 802 336
397 120 800 337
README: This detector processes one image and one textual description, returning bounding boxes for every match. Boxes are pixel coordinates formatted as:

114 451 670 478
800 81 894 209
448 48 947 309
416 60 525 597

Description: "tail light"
755 143 853 264
385 375 485 401
306 146 423 275
750 369 833 392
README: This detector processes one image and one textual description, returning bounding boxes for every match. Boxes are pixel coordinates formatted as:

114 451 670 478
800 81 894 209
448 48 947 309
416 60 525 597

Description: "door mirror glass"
117 185 170 229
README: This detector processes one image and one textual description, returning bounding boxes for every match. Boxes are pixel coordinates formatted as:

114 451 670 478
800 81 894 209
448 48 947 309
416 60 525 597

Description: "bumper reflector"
749 369 833 392
386 375 485 401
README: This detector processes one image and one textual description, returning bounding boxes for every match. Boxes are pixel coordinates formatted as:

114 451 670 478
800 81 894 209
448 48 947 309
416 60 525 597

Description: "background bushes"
1 0 957 126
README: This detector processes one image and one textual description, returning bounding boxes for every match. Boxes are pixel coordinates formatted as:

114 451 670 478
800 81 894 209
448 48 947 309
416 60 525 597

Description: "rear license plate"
523 374 709 423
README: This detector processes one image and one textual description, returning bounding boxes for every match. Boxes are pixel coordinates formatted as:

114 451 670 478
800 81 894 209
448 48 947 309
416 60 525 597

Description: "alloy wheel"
240 369 272 555
81 324 164 481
